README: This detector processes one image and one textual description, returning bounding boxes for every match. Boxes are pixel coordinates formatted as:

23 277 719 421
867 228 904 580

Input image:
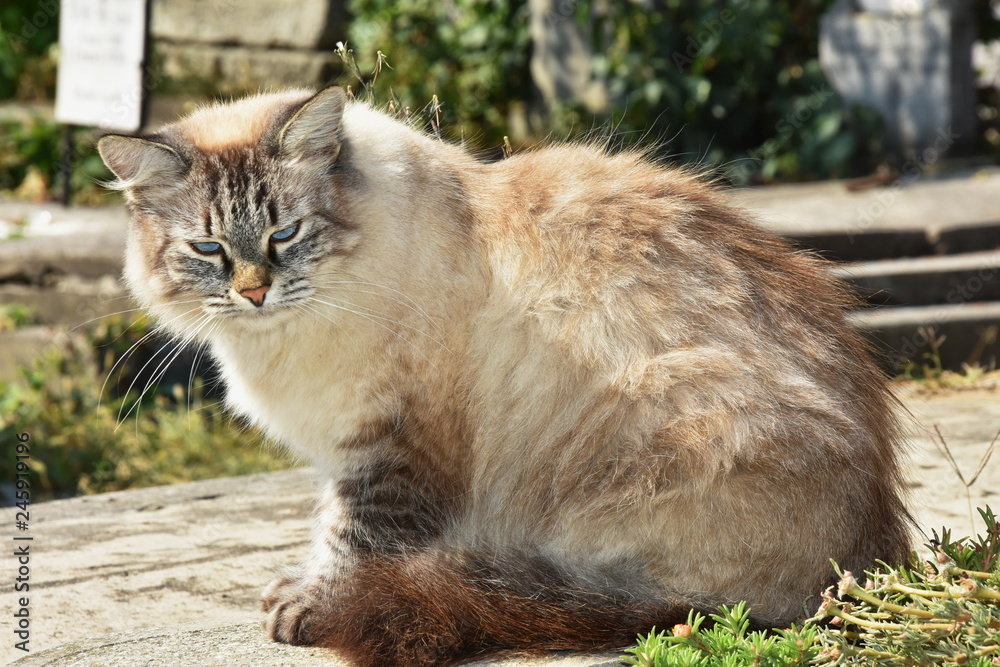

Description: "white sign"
55 0 147 131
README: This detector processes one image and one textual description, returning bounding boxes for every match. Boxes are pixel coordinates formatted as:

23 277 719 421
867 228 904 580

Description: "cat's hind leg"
302 547 702 667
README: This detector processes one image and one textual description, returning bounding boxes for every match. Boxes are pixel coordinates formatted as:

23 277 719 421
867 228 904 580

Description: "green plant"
346 0 884 181
897 326 948 382
569 0 884 183
0 317 292 500
624 508 1000 666
624 602 819 666
813 508 1000 665
347 0 532 148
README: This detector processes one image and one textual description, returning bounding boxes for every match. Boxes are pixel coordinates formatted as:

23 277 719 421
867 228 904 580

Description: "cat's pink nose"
240 285 270 307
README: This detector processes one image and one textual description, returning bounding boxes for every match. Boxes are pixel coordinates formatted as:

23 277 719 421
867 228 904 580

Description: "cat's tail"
313 549 716 667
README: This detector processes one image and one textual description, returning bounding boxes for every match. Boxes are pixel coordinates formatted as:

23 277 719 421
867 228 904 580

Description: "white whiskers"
97 303 205 414
111 308 216 427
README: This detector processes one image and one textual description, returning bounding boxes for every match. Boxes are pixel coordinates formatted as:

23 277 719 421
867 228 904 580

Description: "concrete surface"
730 169 1000 263
2 385 999 666
898 386 1000 533
0 468 623 666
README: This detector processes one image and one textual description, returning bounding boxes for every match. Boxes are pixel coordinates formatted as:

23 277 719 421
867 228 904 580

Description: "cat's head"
98 86 361 337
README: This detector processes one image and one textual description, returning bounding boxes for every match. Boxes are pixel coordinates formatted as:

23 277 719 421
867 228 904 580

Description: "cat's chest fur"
211 319 392 472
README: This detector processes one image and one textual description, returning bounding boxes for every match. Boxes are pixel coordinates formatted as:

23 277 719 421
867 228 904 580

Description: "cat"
98 85 911 666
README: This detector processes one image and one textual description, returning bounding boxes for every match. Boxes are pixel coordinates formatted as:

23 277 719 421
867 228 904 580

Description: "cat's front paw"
261 568 333 646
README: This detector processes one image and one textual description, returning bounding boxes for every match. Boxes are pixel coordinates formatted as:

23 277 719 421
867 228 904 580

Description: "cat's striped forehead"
198 151 281 250
172 89 314 152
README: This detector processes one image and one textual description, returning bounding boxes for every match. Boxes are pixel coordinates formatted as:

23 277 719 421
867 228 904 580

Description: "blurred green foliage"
1 0 113 202
590 0 884 183
0 115 114 204
0 317 292 501
348 0 884 182
0 0 59 101
348 0 534 150
0 303 37 330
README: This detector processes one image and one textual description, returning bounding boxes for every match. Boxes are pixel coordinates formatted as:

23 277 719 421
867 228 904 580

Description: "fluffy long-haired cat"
98 86 910 666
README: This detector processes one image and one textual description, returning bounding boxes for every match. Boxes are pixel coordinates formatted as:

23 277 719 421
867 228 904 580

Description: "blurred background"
3 0 1000 198
2 0 1000 501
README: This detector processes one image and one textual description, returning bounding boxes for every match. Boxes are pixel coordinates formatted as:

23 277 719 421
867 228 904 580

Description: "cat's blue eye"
270 224 298 242
191 241 223 255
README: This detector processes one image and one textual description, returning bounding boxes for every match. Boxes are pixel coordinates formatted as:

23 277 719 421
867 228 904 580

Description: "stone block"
819 0 976 156
150 0 345 50
851 301 1000 370
156 43 341 94
834 250 1000 307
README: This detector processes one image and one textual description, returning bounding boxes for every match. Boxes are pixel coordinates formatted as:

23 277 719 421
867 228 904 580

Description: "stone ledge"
156 43 341 94
0 204 128 282
834 250 1000 307
0 277 127 326
730 170 1000 238
150 0 345 50
850 301 1000 369
8 618 625 667
0 326 81 383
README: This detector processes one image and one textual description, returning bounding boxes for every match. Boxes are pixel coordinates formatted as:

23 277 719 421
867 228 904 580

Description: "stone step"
833 249 1000 307
0 275 128 326
730 169 1000 262
790 220 1000 263
849 301 1000 371
0 326 72 381
0 274 141 384
0 203 128 282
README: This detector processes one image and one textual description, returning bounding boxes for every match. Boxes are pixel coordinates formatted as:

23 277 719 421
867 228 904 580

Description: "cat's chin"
225 305 300 331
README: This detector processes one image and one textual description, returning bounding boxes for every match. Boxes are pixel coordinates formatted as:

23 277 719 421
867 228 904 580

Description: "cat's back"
473 145 854 360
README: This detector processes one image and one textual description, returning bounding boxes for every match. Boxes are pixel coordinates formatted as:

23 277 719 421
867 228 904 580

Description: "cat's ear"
97 135 189 189
277 85 346 164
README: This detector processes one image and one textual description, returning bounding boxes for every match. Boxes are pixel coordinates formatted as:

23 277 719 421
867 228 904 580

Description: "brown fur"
99 86 911 666
303 552 698 667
